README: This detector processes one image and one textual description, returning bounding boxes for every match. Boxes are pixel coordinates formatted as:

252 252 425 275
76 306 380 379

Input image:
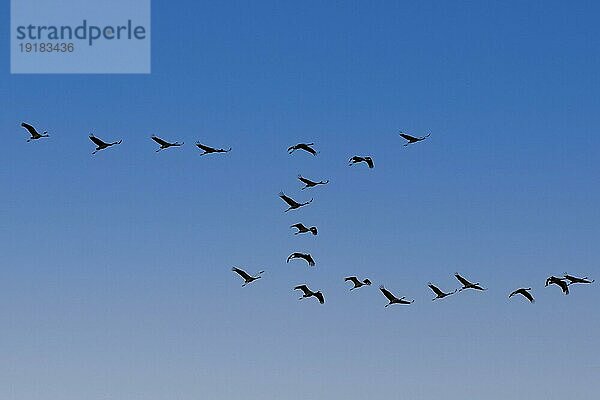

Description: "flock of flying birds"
20 122 595 306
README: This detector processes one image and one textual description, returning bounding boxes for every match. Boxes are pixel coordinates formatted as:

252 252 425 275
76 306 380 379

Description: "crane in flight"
21 122 49 142
509 288 535 303
89 134 122 154
297 175 329 190
195 142 231 156
286 252 315 267
344 276 372 290
349 156 374 169
231 267 264 286
288 143 317 156
563 273 594 285
151 135 183 151
294 284 324 304
379 285 414 307
454 273 486 291
545 276 569 295
428 282 457 300
290 223 318 236
279 192 313 212
399 131 431 146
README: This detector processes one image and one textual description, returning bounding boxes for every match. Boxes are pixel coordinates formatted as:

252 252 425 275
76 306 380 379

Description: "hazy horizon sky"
1 1 599 399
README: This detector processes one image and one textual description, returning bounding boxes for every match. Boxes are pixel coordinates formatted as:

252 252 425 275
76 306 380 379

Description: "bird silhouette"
297 175 329 190
545 276 569 295
379 285 414 307
399 132 431 146
344 276 372 290
21 122 49 142
563 273 594 285
454 273 486 291
195 142 231 156
287 252 315 267
290 223 318 236
294 284 324 304
89 134 122 154
509 288 535 303
151 135 183 151
428 282 457 301
232 267 264 286
288 143 317 156
279 192 313 212
349 156 374 168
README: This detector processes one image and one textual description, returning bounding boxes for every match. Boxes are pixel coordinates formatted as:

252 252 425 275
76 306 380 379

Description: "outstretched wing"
379 286 397 302
291 223 306 230
298 143 316 155
279 193 300 207
298 175 314 185
196 142 216 152
365 157 374 168
151 136 170 146
314 292 325 304
21 122 38 136
304 254 315 267
521 290 535 303
454 273 472 287
400 133 419 141
287 253 299 263
232 267 253 281
345 276 360 285
428 283 444 296
294 285 310 295
557 280 569 294
89 135 108 147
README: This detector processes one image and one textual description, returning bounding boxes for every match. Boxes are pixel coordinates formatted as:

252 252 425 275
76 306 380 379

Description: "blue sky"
1 1 599 399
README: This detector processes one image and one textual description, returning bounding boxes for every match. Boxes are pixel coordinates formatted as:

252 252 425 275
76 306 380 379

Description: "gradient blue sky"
1 1 599 399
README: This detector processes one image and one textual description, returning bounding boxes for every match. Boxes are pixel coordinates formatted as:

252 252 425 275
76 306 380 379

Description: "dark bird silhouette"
454 273 486 291
297 175 329 190
379 285 414 307
287 252 315 267
290 223 318 236
399 132 431 146
349 156 374 168
428 282 457 300
231 267 264 286
89 134 122 154
151 135 183 152
288 143 317 156
509 288 535 303
279 192 313 212
21 122 49 142
344 276 372 290
545 276 569 295
294 284 324 304
563 273 594 285
195 142 231 156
